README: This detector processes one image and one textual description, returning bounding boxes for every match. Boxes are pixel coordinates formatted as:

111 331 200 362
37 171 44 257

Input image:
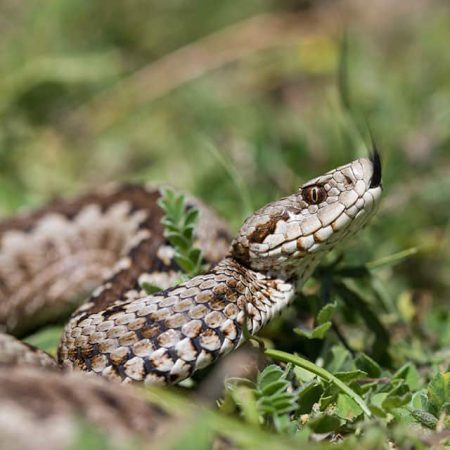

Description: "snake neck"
60 256 297 384
218 257 297 335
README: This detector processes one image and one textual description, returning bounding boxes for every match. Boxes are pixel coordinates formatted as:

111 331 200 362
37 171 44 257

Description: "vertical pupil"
312 188 318 203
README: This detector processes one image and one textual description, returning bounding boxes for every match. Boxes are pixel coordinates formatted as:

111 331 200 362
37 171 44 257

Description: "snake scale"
0 154 382 388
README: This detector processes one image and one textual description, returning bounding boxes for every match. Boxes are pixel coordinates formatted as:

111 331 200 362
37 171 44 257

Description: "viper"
0 153 382 387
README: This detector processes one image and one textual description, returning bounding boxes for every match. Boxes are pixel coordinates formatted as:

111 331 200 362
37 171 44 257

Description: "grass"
0 1 449 449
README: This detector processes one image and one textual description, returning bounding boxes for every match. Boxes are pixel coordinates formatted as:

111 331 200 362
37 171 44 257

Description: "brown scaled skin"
58 157 382 385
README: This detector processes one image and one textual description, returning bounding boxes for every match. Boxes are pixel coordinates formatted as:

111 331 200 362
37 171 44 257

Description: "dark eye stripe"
344 175 353 185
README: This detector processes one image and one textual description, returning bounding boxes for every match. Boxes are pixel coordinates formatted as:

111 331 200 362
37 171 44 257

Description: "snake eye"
304 185 326 204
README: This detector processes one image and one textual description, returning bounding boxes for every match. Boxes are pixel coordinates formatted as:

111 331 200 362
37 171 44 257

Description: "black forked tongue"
369 147 382 188
365 121 382 188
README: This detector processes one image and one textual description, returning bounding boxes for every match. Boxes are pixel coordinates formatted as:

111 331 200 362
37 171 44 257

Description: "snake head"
231 155 382 278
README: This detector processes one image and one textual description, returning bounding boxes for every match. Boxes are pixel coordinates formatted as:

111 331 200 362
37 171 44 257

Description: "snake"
0 153 382 388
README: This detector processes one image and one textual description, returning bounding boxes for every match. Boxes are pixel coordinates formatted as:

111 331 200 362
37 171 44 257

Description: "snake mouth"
369 148 382 188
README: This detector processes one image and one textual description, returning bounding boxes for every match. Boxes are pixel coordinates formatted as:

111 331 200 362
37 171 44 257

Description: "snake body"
0 155 382 386
0 368 168 449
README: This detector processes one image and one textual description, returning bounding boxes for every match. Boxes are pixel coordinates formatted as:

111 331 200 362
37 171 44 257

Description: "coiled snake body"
0 154 382 387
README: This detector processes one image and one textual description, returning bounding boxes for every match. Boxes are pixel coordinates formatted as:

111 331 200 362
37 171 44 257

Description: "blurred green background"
0 0 448 330
1 1 449 447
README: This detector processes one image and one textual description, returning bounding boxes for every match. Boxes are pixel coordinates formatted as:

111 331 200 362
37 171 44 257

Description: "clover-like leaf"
294 322 332 340
355 353 381 378
336 393 363 421
317 302 337 324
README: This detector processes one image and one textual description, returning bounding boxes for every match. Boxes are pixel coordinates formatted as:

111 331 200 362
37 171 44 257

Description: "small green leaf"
382 392 412 410
317 302 337 324
175 254 195 274
273 414 297 434
294 367 316 383
260 380 288 397
427 372 450 416
171 193 186 224
370 393 389 417
23 325 63 356
324 346 352 373
229 385 260 427
336 393 363 421
161 221 180 233
319 395 334 410
258 365 285 388
188 247 202 264
388 380 410 398
308 414 342 433
182 227 194 241
271 402 297 415
355 353 382 378
294 322 331 340
158 188 174 207
411 390 429 410
294 328 312 339
166 232 190 251
140 282 163 295
334 370 368 383
184 208 199 227
311 322 332 339
393 363 420 390
297 382 323 414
